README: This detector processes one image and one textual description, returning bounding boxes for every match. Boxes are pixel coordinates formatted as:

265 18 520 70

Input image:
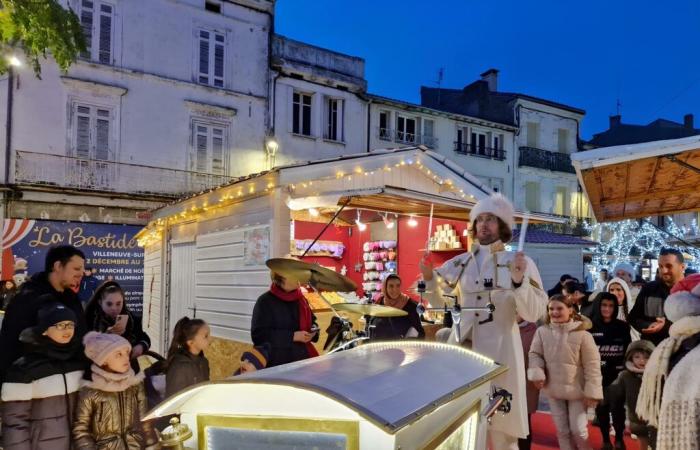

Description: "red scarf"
269 284 319 358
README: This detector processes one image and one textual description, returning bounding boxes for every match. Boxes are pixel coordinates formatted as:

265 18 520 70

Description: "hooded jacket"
1 328 88 450
589 293 632 386
528 316 604 401
610 340 655 433
0 272 87 381
164 349 210 398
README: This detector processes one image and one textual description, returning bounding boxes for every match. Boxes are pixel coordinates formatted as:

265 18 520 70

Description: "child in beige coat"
528 294 603 450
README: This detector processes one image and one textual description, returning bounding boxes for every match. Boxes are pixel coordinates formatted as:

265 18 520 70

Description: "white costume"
424 194 548 446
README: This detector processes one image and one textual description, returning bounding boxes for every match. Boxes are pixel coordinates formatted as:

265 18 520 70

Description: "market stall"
145 341 507 450
136 146 556 377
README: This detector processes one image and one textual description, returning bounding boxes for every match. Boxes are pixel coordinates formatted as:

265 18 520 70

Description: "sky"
275 0 700 140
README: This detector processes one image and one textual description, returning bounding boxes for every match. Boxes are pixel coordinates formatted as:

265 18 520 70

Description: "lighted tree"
0 0 85 77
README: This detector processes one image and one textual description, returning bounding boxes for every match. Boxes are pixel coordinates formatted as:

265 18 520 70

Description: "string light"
309 208 319 217
355 210 367 231
408 215 418 227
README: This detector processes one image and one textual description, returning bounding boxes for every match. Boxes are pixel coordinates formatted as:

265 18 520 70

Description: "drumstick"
518 214 529 252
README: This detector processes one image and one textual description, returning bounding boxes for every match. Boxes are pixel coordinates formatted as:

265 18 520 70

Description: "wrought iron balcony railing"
453 142 506 161
14 151 233 197
376 127 438 148
518 146 575 174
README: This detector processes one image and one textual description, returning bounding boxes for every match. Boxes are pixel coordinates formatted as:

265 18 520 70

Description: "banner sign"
2 219 144 314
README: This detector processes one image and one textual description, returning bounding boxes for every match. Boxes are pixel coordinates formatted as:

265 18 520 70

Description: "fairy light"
355 210 367 231
309 208 319 217
407 215 418 227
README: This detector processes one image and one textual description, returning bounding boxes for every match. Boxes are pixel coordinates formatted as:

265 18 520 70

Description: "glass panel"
98 9 112 64
95 118 110 160
206 427 347 450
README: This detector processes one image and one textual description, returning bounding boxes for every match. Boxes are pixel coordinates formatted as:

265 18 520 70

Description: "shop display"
361 240 397 300
304 291 347 311
428 223 463 251
290 239 345 258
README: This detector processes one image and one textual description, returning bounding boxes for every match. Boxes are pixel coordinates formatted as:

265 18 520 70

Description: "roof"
588 119 700 148
571 135 700 221
367 93 517 130
421 82 585 125
145 342 505 433
512 229 596 246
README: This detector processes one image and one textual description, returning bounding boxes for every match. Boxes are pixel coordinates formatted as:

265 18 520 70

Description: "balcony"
376 127 438 148
453 142 506 161
14 151 233 197
518 146 575 174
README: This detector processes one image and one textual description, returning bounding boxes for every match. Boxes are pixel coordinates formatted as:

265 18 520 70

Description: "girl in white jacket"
528 294 603 450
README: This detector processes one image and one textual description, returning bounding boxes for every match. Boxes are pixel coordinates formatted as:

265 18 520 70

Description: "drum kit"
265 257 498 351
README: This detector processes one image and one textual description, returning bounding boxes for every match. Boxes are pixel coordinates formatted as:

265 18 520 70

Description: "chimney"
609 115 621 128
684 113 694 129
480 68 499 92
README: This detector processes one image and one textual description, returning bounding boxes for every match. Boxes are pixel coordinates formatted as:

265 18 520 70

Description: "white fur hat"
664 273 700 323
469 193 515 230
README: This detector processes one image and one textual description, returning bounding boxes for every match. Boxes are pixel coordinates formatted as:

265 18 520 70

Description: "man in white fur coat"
637 273 700 450
420 193 548 449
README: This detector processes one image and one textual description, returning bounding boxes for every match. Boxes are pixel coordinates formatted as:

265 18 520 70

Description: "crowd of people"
1 193 699 450
0 245 267 450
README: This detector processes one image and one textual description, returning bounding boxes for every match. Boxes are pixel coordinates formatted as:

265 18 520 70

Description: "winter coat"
0 287 17 310
519 320 540 414
610 340 655 435
372 298 425 340
78 276 99 306
1 329 87 450
424 241 548 439
250 291 319 367
72 366 159 450
589 296 631 386
0 273 87 381
528 316 604 401
164 350 210 398
629 280 672 345
85 305 150 353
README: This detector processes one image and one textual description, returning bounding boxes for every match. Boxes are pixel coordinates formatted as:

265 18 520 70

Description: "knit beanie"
664 273 700 322
613 262 635 280
83 331 131 366
33 302 77 333
469 193 515 231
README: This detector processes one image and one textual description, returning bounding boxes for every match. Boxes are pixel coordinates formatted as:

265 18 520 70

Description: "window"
324 97 343 141
423 119 435 147
525 181 540 212
379 110 391 140
205 1 222 13
526 122 539 148
494 134 503 150
558 128 569 153
197 29 225 87
79 0 114 64
71 103 113 188
571 192 591 218
396 115 416 143
554 186 567 215
292 92 312 136
471 131 487 155
193 122 227 174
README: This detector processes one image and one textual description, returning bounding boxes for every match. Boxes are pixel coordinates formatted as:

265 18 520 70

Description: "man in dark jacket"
563 280 596 318
0 245 86 382
629 248 685 345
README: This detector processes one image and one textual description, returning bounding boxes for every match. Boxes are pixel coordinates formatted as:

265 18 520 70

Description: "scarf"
87 364 145 392
269 284 318 358
379 278 409 310
636 315 700 427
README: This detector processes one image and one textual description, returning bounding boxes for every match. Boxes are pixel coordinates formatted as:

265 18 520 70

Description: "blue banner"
2 220 144 314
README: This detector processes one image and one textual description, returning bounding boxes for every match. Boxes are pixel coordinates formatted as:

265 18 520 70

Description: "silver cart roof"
146 341 505 432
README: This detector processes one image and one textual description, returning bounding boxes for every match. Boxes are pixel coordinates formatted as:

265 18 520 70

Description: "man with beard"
0 245 86 382
629 248 685 346
421 193 548 449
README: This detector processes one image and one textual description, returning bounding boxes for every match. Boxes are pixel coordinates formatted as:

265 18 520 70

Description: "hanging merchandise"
361 240 398 301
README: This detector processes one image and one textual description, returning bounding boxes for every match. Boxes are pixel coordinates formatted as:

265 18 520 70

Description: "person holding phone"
84 281 151 360
251 271 319 367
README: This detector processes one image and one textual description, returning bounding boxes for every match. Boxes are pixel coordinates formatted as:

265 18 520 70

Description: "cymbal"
332 303 408 317
266 258 357 292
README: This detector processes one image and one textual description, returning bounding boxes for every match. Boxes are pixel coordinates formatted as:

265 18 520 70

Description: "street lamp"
6 55 21 68
265 138 279 169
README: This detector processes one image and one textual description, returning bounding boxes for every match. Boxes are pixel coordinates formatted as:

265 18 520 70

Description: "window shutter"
211 128 224 174
196 125 208 172
76 107 91 159
213 33 225 87
80 0 94 58
95 109 110 160
98 4 112 64
292 92 300 134
198 31 210 84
